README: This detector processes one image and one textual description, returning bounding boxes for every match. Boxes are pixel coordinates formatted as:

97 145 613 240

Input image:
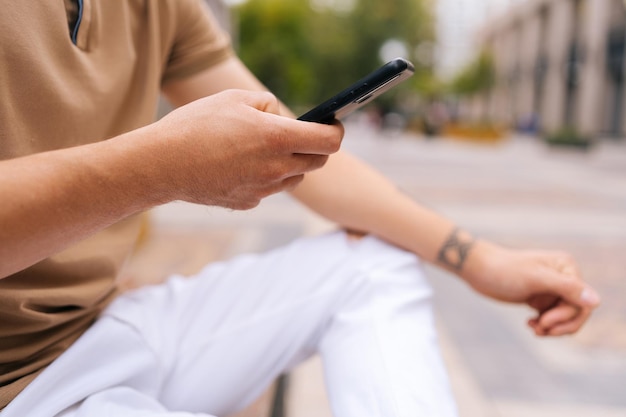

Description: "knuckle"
259 90 277 103
220 88 238 101
258 181 286 199
233 198 260 211
284 174 305 191
559 274 579 290
557 251 575 264
263 160 288 181
246 199 261 210
312 154 330 170
328 136 342 153
320 129 342 153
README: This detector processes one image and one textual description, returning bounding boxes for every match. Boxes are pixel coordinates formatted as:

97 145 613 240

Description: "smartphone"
297 57 415 124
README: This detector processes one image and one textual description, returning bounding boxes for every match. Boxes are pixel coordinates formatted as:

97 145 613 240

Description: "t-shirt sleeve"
161 0 234 84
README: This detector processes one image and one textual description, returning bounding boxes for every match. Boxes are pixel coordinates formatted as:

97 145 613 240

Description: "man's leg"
4 232 457 417
318 236 458 416
112 231 457 416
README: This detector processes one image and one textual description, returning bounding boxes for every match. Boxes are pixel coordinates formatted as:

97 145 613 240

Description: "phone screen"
298 58 415 124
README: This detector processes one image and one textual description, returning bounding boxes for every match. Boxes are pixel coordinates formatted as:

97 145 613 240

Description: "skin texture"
0 90 342 278
163 57 600 337
1 56 600 338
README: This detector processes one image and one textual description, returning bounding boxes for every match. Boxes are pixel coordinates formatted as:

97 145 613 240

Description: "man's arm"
163 56 601 337
0 90 343 279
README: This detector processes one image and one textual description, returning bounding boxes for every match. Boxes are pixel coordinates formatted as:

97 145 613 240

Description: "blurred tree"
236 0 316 106
414 70 446 99
234 0 434 110
449 50 496 96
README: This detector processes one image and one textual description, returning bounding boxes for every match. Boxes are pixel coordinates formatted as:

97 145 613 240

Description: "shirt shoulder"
159 0 234 84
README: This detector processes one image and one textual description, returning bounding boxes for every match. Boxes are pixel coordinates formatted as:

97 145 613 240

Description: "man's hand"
0 89 343 278
150 89 344 209
461 241 601 336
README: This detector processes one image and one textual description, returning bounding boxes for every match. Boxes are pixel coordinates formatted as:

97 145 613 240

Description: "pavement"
125 122 626 417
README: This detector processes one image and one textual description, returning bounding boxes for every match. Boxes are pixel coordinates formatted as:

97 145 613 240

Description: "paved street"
127 123 626 416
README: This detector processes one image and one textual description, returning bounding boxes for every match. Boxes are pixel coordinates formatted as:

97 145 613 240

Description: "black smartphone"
297 57 415 124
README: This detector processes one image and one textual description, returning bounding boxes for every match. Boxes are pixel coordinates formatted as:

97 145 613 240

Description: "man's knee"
321 232 433 308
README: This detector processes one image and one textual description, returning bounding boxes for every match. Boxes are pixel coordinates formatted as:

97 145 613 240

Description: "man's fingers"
277 117 344 155
281 174 305 192
232 89 282 115
527 294 559 313
535 267 601 309
529 301 591 337
291 153 330 174
223 90 344 156
543 309 590 336
545 314 590 336
536 301 579 328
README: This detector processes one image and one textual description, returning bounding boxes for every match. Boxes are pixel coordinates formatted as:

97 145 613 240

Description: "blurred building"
474 0 626 139
435 0 526 79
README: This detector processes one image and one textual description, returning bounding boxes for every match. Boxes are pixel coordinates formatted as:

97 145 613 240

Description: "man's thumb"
540 267 601 308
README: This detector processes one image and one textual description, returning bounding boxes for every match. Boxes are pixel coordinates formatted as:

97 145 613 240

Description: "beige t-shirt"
0 0 233 408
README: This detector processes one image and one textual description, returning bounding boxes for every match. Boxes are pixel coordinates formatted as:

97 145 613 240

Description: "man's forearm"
289 151 475 273
163 57 479 274
0 90 344 279
0 127 165 279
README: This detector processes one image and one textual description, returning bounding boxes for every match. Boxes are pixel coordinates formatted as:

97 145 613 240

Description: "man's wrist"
436 227 476 272
97 124 176 210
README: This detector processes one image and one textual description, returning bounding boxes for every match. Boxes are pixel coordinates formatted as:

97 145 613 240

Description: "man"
0 1 600 416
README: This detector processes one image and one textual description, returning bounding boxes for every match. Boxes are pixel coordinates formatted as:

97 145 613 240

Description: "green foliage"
234 0 434 109
236 0 316 106
413 69 446 98
450 50 496 96
544 126 593 149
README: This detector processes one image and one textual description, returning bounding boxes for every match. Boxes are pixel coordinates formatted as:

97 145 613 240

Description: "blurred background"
211 0 626 146
139 0 626 416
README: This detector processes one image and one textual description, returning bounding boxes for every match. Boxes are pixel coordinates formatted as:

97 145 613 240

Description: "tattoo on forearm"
437 228 475 271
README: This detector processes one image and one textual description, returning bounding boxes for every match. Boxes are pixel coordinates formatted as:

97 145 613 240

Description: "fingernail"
581 287 601 305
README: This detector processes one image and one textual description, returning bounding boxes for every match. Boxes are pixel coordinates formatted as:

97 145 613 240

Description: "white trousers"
2 232 458 417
